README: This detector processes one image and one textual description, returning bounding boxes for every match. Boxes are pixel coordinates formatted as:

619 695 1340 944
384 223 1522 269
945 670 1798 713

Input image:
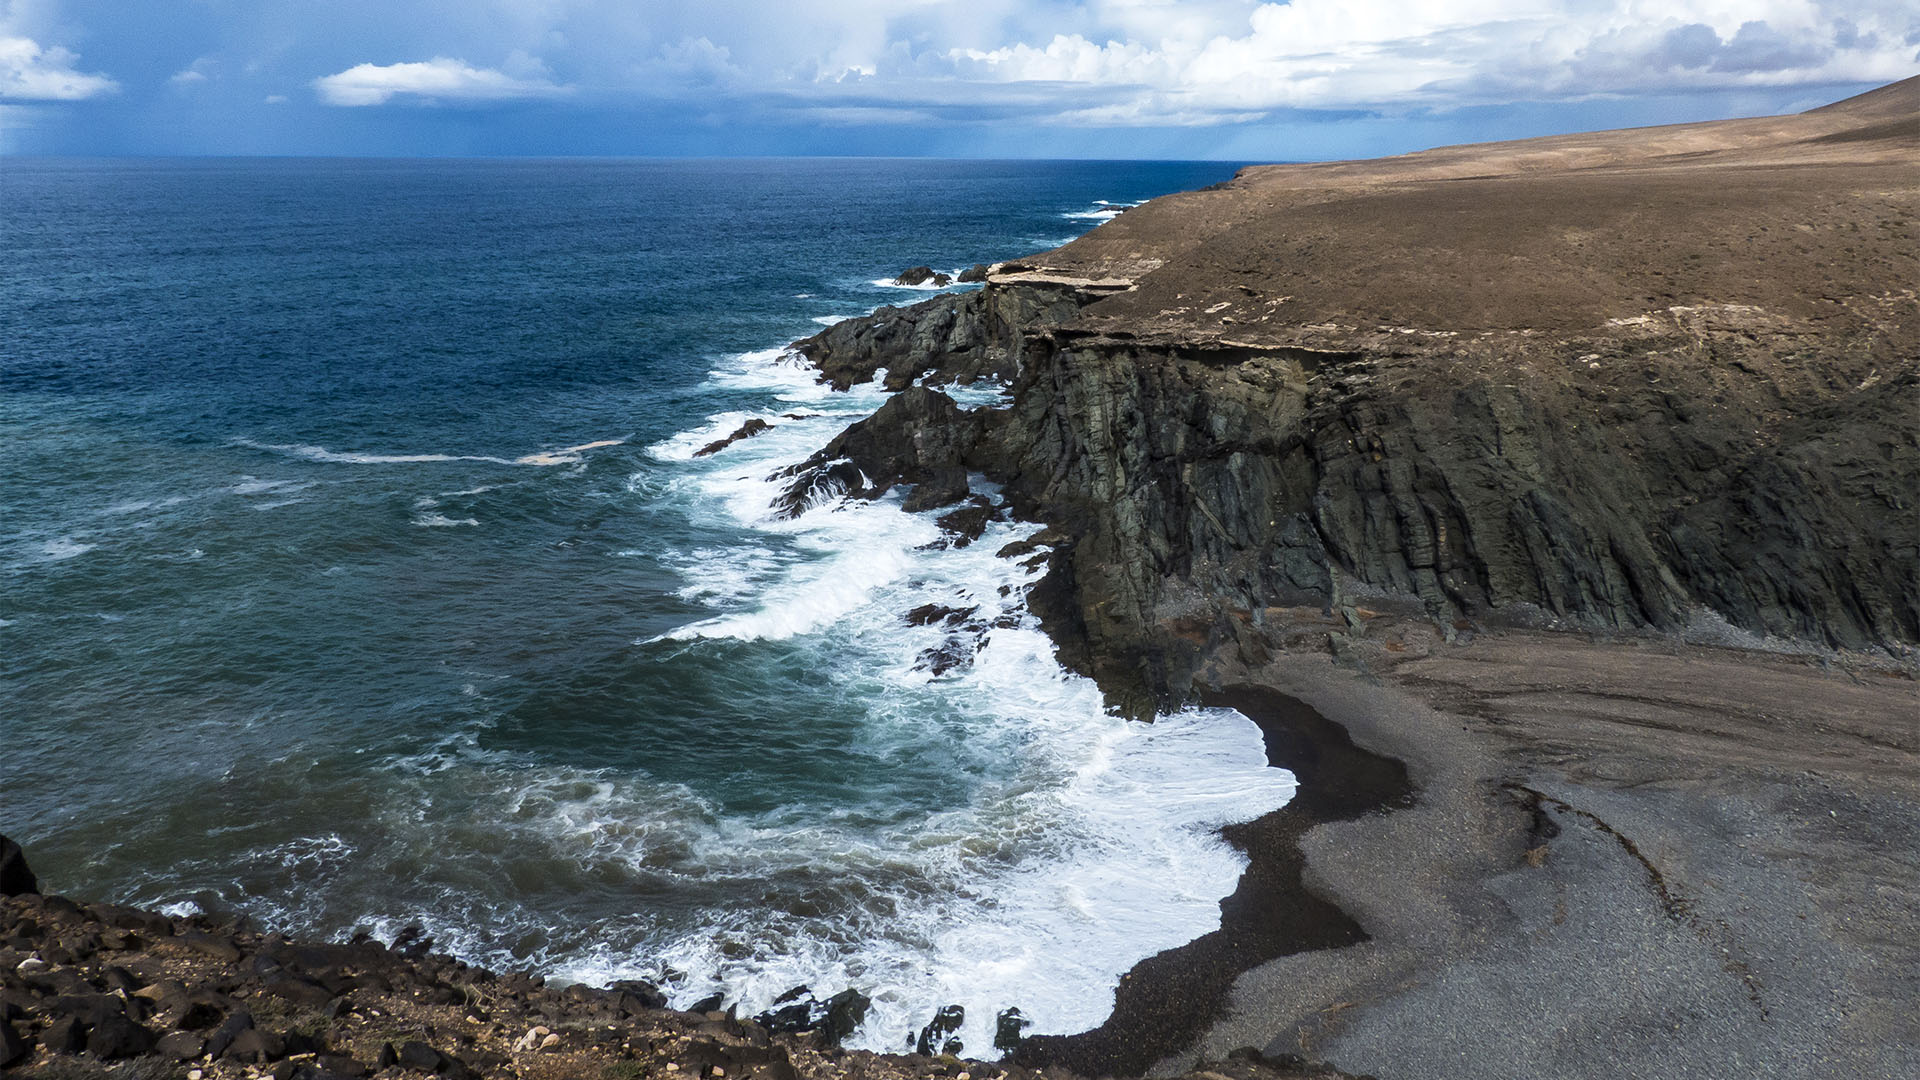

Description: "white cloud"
0 35 116 100
312 56 571 106
169 56 215 87
940 1 1920 122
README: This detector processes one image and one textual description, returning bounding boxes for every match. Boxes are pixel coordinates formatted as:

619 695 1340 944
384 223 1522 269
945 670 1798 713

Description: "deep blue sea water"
1 158 1294 1053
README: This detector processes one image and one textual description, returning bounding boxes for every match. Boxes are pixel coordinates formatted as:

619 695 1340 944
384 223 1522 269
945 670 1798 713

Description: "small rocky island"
4 80 1915 1080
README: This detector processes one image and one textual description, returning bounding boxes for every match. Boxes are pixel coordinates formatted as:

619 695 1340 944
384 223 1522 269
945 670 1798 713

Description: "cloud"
169 56 215 87
0 35 116 100
313 56 570 106
936 0 1920 123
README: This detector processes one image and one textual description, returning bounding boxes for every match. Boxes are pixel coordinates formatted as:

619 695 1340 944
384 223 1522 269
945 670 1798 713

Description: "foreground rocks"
0 842 1366 1080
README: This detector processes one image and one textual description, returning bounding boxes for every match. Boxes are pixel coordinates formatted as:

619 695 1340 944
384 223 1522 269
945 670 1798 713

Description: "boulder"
0 836 38 897
41 1016 85 1054
155 1030 208 1061
914 1003 964 1057
87 1013 158 1060
224 1026 287 1064
0 1018 28 1068
994 1007 1032 1051
957 264 990 283
820 989 870 1048
203 1009 253 1059
893 266 937 286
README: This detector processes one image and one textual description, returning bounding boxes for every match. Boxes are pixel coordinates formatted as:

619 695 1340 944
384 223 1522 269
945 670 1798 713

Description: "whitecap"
618 345 1298 1054
236 438 624 468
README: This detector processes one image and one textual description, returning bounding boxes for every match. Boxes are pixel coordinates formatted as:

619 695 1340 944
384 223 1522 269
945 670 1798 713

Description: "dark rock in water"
914 1003 964 1057
688 992 726 1014
935 496 997 548
958 264 990 283
0 836 38 897
915 638 975 677
775 387 987 518
902 466 970 512
905 604 977 627
694 418 773 457
390 924 433 959
893 266 937 286
753 999 812 1034
749 986 869 1049
88 1013 158 1060
994 1008 1032 1051
821 988 870 1048
0 1019 28 1068
772 460 869 518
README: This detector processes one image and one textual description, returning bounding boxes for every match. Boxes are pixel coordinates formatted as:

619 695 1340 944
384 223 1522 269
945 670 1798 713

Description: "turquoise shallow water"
0 158 1295 1053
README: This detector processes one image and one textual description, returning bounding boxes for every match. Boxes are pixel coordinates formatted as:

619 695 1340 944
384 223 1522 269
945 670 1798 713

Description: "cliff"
788 78 1920 715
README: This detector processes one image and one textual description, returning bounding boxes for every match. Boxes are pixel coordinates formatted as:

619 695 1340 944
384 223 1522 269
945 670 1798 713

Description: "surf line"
236 438 628 467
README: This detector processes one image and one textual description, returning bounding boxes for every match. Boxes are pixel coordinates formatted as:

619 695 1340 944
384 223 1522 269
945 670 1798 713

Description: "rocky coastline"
5 79 1916 1080
770 76 1920 1077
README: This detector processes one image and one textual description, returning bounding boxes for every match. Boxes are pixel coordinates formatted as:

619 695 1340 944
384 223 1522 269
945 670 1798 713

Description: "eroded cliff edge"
788 78 1920 716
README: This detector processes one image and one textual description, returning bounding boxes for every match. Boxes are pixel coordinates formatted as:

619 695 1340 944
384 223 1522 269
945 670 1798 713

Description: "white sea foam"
1062 200 1140 222
236 438 624 468
25 537 97 564
412 512 480 528
812 314 855 326
604 345 1298 1054
867 274 973 292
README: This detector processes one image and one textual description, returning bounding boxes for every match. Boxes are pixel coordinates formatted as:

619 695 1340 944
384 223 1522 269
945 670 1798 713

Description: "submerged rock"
993 1008 1032 1052
749 986 870 1049
695 418 773 457
913 1004 964 1057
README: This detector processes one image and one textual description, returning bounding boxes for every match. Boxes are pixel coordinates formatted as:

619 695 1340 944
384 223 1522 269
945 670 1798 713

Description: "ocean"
0 157 1295 1056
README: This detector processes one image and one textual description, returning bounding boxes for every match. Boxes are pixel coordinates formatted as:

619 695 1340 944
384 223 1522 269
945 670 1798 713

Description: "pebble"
189 1072 203 1080
16 958 46 974
539 1033 561 1050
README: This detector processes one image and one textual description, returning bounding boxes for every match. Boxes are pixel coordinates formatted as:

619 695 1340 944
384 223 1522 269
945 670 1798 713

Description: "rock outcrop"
793 276 1108 391
785 79 1920 716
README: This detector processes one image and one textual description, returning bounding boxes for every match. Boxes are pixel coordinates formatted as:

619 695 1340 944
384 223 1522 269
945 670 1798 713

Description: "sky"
1 0 1915 158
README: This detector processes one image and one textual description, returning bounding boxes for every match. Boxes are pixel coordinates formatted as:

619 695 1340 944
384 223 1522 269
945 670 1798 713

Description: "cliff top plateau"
998 75 1917 349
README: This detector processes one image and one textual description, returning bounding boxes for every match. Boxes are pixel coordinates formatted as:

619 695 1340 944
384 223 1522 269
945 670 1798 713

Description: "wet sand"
1165 624 1920 1079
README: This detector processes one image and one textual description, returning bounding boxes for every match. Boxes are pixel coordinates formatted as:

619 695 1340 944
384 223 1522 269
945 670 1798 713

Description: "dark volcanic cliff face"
985 317 1918 710
784 83 1920 715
